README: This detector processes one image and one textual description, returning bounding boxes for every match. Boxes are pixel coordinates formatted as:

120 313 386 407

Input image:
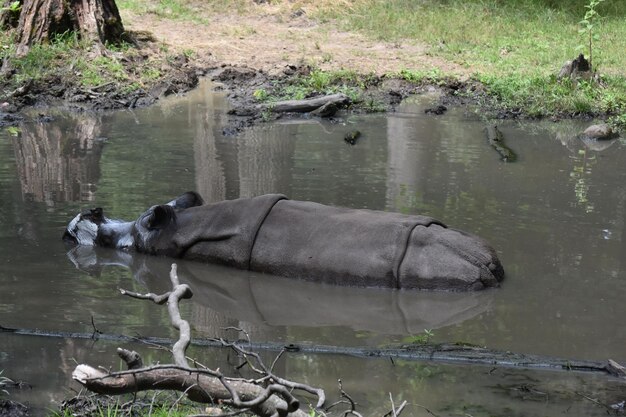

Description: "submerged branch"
3 323 621 377
70 263 313 417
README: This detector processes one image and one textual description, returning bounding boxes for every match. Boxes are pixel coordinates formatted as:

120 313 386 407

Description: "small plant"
578 0 607 70
1 370 14 395
608 113 626 132
305 69 332 92
261 106 274 122
1 0 20 12
253 88 269 101
182 48 196 59
5 126 21 136
363 98 385 112
406 329 435 344
399 68 444 84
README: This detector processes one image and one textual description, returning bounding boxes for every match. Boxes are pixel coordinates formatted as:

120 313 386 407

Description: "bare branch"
217 337 326 409
337 380 362 417
116 348 143 369
119 289 170 304
73 263 320 417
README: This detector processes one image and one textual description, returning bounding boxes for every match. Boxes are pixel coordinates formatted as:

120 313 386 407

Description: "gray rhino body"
64 193 504 291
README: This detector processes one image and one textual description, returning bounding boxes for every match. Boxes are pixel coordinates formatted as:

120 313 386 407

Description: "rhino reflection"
67 246 494 335
13 115 105 205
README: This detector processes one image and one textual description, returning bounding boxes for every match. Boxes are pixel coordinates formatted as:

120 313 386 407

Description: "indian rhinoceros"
63 192 504 291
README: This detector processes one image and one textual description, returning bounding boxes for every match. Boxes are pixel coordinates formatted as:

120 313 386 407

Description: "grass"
0 370 13 396
307 0 626 119
186 0 625 120
253 68 383 111
117 0 208 23
48 394 217 417
3 0 625 122
0 30 171 91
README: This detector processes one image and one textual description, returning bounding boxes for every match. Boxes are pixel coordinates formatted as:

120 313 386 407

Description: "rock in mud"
424 104 447 115
582 123 618 140
344 130 361 145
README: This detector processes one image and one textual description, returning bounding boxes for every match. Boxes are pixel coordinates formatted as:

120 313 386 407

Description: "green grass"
313 0 626 118
0 30 169 90
117 0 208 23
254 69 380 109
318 0 626 74
49 395 211 417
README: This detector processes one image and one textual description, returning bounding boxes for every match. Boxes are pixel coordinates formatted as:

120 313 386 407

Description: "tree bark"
72 365 307 417
15 0 125 56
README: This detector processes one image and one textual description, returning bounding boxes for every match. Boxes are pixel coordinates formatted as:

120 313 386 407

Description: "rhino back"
250 200 437 287
175 194 286 267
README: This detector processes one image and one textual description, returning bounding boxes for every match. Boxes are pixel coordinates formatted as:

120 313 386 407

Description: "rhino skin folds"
130 194 504 291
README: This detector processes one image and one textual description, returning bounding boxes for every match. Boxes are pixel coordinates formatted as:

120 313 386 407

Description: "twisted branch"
72 263 319 417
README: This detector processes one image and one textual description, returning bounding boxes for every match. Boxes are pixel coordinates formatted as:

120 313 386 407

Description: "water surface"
1 82 625 415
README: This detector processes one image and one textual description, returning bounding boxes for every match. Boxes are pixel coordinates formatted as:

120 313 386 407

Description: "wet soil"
0 32 203 127
0 6 492 131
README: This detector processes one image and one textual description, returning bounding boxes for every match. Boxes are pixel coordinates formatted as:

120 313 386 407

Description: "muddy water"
1 81 626 415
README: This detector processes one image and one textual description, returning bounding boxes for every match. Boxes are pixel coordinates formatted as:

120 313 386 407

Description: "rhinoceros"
63 192 504 291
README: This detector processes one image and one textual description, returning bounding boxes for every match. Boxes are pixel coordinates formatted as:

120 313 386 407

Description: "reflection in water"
2 84 626 414
66 246 494 336
13 115 105 206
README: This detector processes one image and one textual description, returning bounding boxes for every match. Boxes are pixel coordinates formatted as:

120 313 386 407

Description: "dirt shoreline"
0 47 492 133
0 7 600 131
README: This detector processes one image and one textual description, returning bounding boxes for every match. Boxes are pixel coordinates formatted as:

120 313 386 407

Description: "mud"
0 400 28 417
0 24 491 133
0 33 565 133
208 63 481 135
0 33 204 127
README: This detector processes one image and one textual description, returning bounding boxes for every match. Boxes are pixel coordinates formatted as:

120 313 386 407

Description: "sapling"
578 0 607 71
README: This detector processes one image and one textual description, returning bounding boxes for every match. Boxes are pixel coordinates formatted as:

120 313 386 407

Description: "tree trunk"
15 0 125 56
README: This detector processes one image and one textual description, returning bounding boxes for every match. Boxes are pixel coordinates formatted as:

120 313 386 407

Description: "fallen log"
73 363 303 417
70 264 313 417
264 93 349 114
486 125 517 162
3 323 622 377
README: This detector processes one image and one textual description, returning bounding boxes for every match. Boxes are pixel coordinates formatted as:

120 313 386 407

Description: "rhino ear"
147 205 176 229
167 192 204 209
89 208 105 224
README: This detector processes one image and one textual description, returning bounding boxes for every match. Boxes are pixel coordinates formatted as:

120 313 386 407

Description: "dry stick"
337 379 363 417
388 393 397 417
119 264 193 367
5 323 615 376
395 401 407 417
74 263 311 417
574 391 615 413
217 335 326 409
413 403 440 417
383 395 408 417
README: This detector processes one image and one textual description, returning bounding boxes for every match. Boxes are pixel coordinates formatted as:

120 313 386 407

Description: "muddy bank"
0 41 601 133
0 33 206 128
208 63 483 135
